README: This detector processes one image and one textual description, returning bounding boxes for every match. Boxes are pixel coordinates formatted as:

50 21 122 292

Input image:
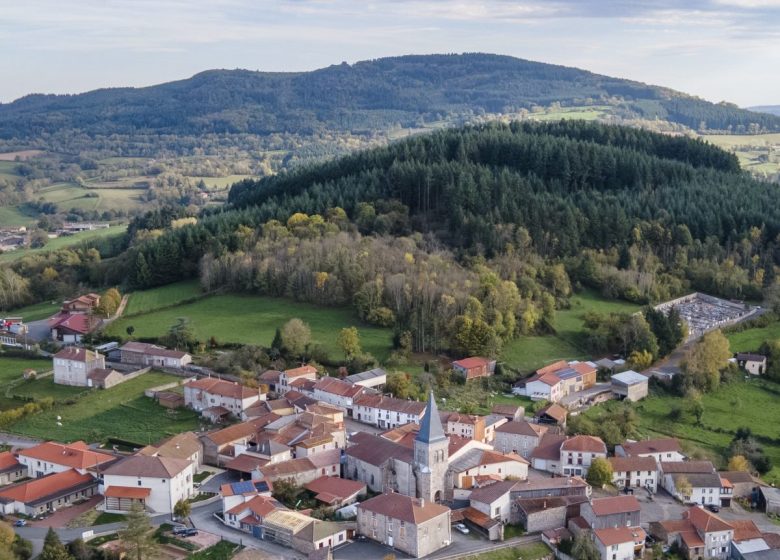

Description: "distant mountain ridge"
749 105 780 116
1 53 778 138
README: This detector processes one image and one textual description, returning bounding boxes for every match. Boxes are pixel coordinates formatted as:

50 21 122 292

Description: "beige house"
184 377 266 420
357 492 452 558
52 347 105 387
494 420 548 459
102 454 194 514
278 365 318 394
609 455 658 492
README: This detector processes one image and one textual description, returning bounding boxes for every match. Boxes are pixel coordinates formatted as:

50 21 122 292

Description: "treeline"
197 213 561 355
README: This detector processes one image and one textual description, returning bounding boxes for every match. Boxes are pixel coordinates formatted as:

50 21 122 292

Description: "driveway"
27 495 102 528
201 470 240 494
25 319 52 342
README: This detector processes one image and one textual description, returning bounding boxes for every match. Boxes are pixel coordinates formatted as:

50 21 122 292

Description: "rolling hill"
1 53 778 138
749 105 780 116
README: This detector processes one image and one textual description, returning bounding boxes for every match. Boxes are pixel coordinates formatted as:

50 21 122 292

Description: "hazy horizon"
2 1 779 107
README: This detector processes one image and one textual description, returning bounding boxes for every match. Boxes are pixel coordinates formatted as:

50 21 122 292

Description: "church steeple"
416 390 446 444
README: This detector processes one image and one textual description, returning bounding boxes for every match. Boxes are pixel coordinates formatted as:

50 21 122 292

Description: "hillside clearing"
123 280 204 315
0 225 127 263
727 320 780 353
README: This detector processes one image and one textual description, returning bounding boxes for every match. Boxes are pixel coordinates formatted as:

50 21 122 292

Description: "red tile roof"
621 438 682 456
537 361 568 376
358 492 450 524
686 505 733 534
224 454 269 474
594 527 645 547
496 420 546 437
0 451 20 472
49 313 96 334
590 495 640 516
609 456 657 473
104 486 151 499
535 403 568 423
0 469 94 504
305 476 366 503
53 347 101 362
452 357 491 370
530 433 566 460
353 393 426 416
561 435 606 454
284 365 318 379
730 519 762 542
185 378 260 400
227 495 279 518
314 377 363 398
19 441 115 470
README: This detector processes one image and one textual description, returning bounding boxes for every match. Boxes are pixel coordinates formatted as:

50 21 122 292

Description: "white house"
52 347 105 387
184 378 265 419
608 456 658 492
660 461 722 506
559 435 607 477
102 455 194 514
513 375 563 402
594 527 646 560
310 376 364 411
17 441 116 477
736 353 767 375
468 480 516 523
352 394 426 429
616 438 686 463
278 365 318 395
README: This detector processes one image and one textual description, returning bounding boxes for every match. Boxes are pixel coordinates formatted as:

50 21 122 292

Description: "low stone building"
494 420 548 459
119 341 192 368
357 492 452 558
581 495 641 530
514 496 567 533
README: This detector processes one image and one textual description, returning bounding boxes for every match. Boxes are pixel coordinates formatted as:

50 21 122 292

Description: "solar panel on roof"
230 481 256 494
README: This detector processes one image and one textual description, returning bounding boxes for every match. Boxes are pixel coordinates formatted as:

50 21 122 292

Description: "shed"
611 370 649 402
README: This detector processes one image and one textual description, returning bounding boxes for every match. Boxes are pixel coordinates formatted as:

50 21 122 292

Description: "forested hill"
1 53 779 138
227 120 776 255
749 105 780 116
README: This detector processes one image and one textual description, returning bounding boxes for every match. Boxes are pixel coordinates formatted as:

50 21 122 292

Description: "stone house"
559 435 607 477
581 495 641 530
119 341 192 368
52 347 105 387
513 497 567 533
609 455 658 492
494 420 548 459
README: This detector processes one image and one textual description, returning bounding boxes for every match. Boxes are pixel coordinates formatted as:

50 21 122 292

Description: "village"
0 290 776 560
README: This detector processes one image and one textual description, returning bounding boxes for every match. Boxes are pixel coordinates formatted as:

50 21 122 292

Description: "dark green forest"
1 54 778 138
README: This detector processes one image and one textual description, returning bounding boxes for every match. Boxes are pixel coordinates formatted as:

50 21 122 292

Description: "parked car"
13 520 26 527
183 528 198 537
454 523 470 535
172 525 188 535
354 534 367 542
706 504 720 513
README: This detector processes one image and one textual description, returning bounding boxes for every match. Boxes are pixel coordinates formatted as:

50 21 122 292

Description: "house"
494 420 548 459
0 452 27 486
491 404 524 421
119 341 192 368
86 368 126 389
310 376 364 411
559 435 607 477
102 454 194 514
440 412 486 442
261 509 348 555
510 476 591 500
223 492 280 532
0 469 98 516
61 293 100 313
660 461 722 506
184 378 265 420
513 496 568 533
138 431 203 468
344 368 387 388
52 347 105 387
513 361 597 402
736 353 767 375
448 448 528 490
451 357 496 380
352 393 427 429
304 476 366 508
260 449 341 486
258 370 282 393
610 370 649 402
48 312 100 343
356 492 452 558
719 471 758 500
468 480 516 523
18 441 116 477
593 527 646 560
653 506 734 560
534 403 568 426
616 438 686 462
608 456 658 492
581 495 641 529
278 365 318 395
530 433 567 474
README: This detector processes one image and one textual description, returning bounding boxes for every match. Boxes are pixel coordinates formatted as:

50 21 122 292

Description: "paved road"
344 417 382 436
0 432 41 449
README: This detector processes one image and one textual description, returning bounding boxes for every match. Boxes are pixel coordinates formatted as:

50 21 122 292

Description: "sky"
1 0 779 106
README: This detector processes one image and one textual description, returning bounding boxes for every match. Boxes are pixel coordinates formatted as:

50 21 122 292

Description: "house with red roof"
310 376 365 411
119 341 192 368
278 365 318 395
102 454 194 514
593 526 646 560
513 360 597 402
184 377 266 420
452 357 496 380
0 469 98 516
559 435 607 477
581 495 641 529
18 441 117 477
304 476 366 507
0 451 26 486
52 347 106 386
653 506 734 560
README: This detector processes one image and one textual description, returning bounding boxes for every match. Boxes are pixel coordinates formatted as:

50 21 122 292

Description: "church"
346 391 528 502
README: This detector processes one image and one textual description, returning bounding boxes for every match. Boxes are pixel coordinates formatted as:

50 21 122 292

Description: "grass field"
1 300 59 322
529 105 612 122
502 290 640 373
0 225 127 263
107 293 394 361
0 206 35 227
186 541 241 560
585 377 780 485
461 542 551 560
124 280 204 315
702 133 780 178
11 377 87 402
0 357 50 385
8 371 199 444
727 320 780 353
38 182 145 213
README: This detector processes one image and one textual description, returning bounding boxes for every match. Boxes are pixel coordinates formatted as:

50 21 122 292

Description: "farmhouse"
530 433 567 474
660 461 722 506
356 492 452 558
0 452 27 486
439 411 486 442
52 347 106 387
119 341 192 368
559 435 607 477
610 370 649 401
61 293 100 314
49 313 100 344
310 376 365 410
102 454 194 514
608 455 658 492
200 415 281 466
0 469 98 516
18 441 116 477
304 476 366 508
448 448 529 490
451 357 496 380
736 353 767 375
278 365 318 394
494 420 548 459
509 475 590 500
352 393 426 429
184 377 265 419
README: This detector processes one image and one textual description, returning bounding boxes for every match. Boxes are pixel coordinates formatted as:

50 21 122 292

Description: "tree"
682 330 731 392
119 502 159 560
571 532 600 560
385 371 417 400
337 327 361 360
39 528 74 560
628 349 653 370
675 475 693 500
728 455 750 472
271 327 283 350
161 318 197 351
586 457 613 488
126 325 135 337
173 498 191 520
280 318 311 358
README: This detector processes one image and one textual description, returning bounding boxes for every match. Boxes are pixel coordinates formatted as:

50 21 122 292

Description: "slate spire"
416 390 447 444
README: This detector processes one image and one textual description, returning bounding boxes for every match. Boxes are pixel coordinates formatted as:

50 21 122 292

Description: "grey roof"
484 414 507 428
611 370 648 386
345 368 387 383
760 486 780 503
672 472 722 488
416 391 447 444
736 353 766 362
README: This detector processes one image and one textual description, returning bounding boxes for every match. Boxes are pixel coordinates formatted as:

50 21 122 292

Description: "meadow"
501 290 640 373
0 357 50 385
0 225 127 263
584 376 780 485
8 371 200 444
106 292 395 361
702 132 780 178
123 280 204 315
461 542 551 560
1 300 59 322
727 320 780 353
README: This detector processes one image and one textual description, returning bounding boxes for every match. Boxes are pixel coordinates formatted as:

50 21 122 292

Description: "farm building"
611 370 649 401
119 341 192 368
